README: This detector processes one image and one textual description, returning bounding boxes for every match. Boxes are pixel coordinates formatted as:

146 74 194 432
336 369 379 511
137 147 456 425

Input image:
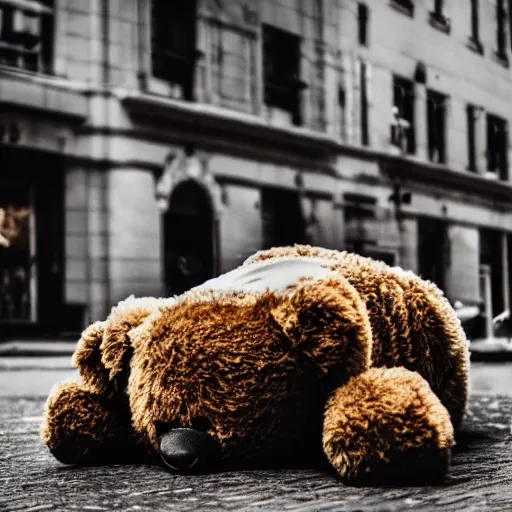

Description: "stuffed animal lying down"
42 245 470 484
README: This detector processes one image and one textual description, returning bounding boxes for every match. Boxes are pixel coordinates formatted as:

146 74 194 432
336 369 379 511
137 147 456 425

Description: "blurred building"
0 0 511 336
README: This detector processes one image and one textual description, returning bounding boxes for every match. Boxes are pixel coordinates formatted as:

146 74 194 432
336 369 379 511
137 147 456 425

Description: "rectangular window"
360 61 369 146
391 75 415 154
211 24 255 112
466 105 477 172
487 113 509 180
496 0 508 61
427 89 447 164
338 85 346 140
509 0 512 52
0 0 54 73
418 217 448 292
358 3 369 46
429 0 450 32
390 0 414 17
151 0 197 101
262 24 304 126
261 188 308 249
480 228 505 316
470 0 481 44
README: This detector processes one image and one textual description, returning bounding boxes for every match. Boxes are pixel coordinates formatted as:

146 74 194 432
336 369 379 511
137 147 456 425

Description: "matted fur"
41 245 470 483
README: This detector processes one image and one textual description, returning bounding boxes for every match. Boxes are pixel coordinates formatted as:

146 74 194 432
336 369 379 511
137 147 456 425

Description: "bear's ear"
270 275 373 379
100 296 163 389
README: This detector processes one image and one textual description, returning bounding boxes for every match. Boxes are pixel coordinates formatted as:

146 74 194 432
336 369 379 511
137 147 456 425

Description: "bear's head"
102 275 372 472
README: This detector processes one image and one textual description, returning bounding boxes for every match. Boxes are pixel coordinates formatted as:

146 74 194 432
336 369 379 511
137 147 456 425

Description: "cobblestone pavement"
1 376 512 510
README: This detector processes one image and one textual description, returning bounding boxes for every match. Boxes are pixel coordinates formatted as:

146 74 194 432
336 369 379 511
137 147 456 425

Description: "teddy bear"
41 245 470 484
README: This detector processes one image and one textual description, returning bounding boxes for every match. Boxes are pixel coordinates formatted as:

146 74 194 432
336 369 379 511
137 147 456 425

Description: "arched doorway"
163 179 215 295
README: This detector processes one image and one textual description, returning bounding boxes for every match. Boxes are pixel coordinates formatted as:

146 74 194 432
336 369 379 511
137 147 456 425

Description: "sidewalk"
0 340 77 371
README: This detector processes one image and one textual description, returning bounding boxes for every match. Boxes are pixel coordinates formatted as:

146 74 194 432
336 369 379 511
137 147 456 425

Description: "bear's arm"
41 381 149 465
42 296 164 465
323 366 454 484
332 253 470 429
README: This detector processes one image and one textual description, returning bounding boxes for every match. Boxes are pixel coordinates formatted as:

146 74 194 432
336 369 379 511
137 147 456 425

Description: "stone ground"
0 359 511 511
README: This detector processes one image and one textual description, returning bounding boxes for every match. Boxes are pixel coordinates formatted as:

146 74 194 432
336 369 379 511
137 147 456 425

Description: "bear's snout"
159 428 221 473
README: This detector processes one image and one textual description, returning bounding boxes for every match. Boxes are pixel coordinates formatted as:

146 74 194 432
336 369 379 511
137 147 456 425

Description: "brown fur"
323 367 453 483
41 246 470 483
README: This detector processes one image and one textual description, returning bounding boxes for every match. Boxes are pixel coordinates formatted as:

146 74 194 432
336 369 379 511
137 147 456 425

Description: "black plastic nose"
159 428 220 473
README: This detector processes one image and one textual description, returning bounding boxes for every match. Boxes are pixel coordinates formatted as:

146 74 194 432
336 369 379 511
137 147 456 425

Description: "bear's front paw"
323 367 454 485
41 382 144 466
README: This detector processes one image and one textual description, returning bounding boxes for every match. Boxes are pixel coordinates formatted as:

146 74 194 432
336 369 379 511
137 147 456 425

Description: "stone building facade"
0 0 511 336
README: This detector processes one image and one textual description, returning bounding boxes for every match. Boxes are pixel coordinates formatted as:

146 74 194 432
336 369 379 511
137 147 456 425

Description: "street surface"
0 358 511 511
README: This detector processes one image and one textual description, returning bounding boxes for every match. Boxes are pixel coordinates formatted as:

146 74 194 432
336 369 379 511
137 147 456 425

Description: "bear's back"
244 245 470 428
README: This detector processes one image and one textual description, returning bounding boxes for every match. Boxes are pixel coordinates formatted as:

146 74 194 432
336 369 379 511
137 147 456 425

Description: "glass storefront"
0 145 64 337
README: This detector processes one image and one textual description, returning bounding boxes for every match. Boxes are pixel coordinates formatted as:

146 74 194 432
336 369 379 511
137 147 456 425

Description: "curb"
0 341 77 358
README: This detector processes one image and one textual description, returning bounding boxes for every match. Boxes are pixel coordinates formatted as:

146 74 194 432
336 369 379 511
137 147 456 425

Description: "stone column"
342 53 358 146
475 107 487 175
64 165 110 325
414 83 428 160
107 167 163 306
444 225 480 304
501 231 510 312
399 217 418 273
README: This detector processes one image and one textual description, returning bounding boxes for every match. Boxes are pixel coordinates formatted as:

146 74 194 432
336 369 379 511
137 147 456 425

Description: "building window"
343 193 378 256
358 3 369 46
391 76 415 154
360 61 369 146
262 24 305 126
210 24 256 112
390 0 414 17
487 113 508 180
509 0 512 52
496 0 508 63
468 0 483 53
466 105 477 172
418 217 448 292
338 85 346 141
151 0 198 101
480 229 505 317
429 0 450 33
0 0 54 73
426 89 447 164
261 187 308 249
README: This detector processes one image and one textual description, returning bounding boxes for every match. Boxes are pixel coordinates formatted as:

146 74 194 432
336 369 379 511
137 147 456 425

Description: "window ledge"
428 12 450 34
467 37 484 55
0 68 88 122
389 0 414 17
493 50 509 68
